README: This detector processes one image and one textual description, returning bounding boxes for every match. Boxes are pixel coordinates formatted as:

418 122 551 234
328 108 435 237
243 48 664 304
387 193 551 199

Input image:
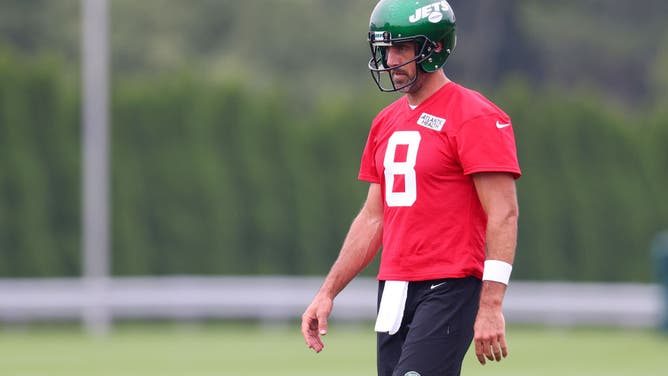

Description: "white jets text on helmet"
409 1 451 24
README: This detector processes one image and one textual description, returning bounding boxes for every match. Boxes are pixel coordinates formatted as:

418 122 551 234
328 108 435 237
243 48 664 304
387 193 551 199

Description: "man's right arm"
301 183 384 353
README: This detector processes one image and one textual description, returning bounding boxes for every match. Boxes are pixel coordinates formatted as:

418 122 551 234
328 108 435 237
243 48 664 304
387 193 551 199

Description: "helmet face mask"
367 32 436 92
367 0 456 92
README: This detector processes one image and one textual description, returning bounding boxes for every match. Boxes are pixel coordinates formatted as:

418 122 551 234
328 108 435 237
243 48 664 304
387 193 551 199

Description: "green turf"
0 323 665 375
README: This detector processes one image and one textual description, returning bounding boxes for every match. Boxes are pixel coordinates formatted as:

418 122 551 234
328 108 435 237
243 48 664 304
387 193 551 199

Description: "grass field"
0 322 665 375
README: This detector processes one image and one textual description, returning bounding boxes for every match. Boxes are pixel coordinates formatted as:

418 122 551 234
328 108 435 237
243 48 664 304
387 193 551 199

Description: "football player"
302 1 521 375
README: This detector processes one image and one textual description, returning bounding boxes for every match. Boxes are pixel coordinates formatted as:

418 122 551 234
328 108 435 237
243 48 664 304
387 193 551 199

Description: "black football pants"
376 277 482 376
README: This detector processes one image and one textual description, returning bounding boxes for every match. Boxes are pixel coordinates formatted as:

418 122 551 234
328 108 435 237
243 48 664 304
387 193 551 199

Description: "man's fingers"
485 344 495 361
476 335 508 364
489 335 502 361
479 337 494 361
493 348 502 361
475 340 486 365
490 334 508 361
500 335 509 358
477 354 487 365
304 326 324 352
308 334 324 352
301 312 324 352
317 312 328 335
300 314 315 338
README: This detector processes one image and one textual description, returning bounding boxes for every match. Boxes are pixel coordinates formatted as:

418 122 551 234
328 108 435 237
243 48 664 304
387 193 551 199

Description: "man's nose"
386 47 400 67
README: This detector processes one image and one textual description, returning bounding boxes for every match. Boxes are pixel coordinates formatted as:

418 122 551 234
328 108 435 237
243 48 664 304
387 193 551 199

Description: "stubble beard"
395 69 423 94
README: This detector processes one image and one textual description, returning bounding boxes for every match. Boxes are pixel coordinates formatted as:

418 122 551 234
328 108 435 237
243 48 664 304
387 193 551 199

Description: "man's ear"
433 41 444 53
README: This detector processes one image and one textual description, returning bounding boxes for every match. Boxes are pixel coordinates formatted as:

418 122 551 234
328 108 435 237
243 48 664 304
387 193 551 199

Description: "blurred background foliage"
0 0 667 281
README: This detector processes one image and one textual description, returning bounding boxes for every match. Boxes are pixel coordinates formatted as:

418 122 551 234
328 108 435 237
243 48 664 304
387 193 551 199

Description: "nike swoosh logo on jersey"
496 121 511 129
430 282 447 290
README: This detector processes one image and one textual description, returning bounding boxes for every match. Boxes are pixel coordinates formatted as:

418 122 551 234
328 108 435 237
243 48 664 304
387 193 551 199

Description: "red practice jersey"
358 82 521 281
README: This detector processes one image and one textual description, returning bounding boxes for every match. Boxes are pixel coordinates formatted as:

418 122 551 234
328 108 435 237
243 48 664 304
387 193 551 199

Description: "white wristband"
482 260 513 285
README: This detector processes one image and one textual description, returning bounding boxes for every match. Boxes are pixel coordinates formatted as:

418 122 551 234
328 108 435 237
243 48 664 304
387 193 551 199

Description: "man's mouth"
392 70 408 79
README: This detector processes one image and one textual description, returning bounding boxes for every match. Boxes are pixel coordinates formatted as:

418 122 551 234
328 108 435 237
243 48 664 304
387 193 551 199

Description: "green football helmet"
367 0 456 92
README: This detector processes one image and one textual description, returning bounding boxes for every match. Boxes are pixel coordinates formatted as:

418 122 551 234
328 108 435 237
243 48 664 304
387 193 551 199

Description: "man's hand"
300 295 333 353
473 283 509 365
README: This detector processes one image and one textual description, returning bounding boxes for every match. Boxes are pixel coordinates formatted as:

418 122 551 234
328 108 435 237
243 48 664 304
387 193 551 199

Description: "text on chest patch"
416 112 446 131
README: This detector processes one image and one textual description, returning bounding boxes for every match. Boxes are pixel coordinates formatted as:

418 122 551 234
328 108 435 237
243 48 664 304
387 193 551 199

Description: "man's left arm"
472 172 519 365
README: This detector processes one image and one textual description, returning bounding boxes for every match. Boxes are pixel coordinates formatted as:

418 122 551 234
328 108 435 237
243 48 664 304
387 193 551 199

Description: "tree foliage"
1 1 668 281
2 1 668 105
0 52 667 281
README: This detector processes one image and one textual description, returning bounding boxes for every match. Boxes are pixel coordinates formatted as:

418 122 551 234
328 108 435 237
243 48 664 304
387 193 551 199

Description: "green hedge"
0 54 666 281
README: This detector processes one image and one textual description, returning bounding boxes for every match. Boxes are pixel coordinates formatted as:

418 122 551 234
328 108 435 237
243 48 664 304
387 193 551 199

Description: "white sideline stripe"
0 277 662 328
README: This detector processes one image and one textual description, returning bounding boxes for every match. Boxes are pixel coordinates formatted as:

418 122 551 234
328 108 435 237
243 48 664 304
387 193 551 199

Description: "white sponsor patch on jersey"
416 112 446 131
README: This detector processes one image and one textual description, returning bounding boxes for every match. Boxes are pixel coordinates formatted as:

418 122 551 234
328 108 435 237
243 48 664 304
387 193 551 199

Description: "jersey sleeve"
455 114 522 178
358 122 381 183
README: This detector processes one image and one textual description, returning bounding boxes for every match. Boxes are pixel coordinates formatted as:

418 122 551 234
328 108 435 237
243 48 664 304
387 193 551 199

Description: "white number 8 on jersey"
383 131 421 207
